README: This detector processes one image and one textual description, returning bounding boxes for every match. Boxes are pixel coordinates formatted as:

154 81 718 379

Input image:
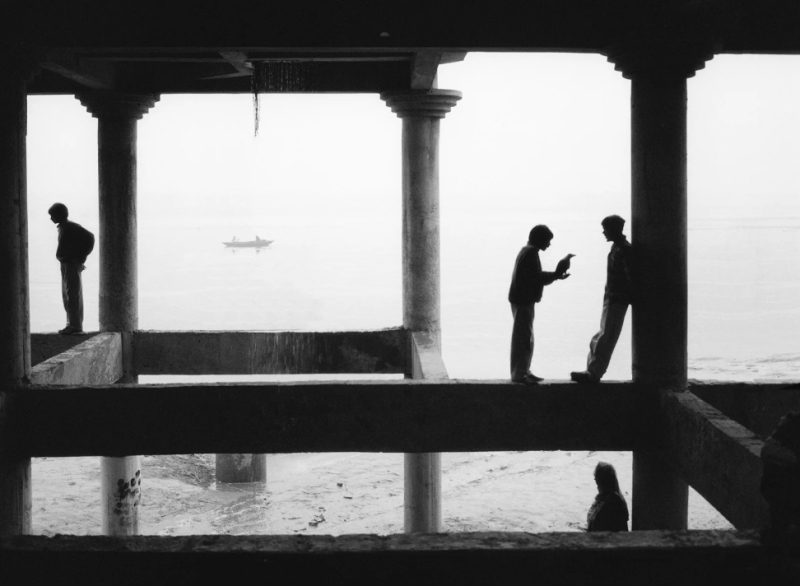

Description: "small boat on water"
223 236 274 248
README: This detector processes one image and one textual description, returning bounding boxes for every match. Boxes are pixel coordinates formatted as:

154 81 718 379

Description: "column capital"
77 92 159 120
603 40 718 80
602 2 732 80
381 89 462 119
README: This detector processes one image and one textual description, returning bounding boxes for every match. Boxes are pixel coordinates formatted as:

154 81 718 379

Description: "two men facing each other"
508 215 633 384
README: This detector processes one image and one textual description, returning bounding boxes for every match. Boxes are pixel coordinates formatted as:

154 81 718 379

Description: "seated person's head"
594 462 622 494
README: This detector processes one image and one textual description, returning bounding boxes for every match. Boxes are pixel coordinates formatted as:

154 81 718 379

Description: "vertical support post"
215 454 267 484
382 90 461 533
0 52 38 537
630 76 688 388
78 92 158 535
629 75 689 530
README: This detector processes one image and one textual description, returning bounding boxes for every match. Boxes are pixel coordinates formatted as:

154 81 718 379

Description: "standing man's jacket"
604 237 633 305
508 244 558 305
56 220 95 264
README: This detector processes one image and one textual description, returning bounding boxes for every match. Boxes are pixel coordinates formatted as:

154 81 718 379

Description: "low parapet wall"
2 531 796 585
690 381 800 439
662 391 769 529
29 333 122 385
134 329 405 375
31 332 100 367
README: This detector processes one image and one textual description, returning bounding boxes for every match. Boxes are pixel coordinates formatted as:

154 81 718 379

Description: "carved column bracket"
381 89 462 119
603 41 719 80
77 92 159 120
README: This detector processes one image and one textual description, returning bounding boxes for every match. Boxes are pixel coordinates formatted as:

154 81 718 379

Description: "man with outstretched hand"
508 224 570 385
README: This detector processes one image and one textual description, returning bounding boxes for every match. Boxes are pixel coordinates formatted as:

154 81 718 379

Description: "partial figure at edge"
761 410 800 543
587 461 629 532
49 203 94 335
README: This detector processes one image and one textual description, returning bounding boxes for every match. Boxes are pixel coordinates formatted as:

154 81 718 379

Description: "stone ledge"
3 530 796 585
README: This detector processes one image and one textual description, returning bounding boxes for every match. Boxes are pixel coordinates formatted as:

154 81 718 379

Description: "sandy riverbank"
32 450 731 536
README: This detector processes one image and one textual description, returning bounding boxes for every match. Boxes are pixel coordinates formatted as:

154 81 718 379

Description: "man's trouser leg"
586 300 627 380
61 262 84 330
510 302 535 380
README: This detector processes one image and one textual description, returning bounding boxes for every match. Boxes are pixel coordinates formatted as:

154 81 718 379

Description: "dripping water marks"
251 61 313 136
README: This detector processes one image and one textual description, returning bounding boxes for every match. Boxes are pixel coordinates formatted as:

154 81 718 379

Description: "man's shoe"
570 371 598 384
512 373 542 385
58 326 85 335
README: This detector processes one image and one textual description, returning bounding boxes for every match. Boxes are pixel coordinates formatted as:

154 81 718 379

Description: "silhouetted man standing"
49 203 94 335
571 215 632 383
508 225 569 384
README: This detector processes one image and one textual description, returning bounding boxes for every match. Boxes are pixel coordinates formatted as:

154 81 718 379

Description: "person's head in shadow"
528 225 553 251
587 462 629 532
48 202 68 225
594 461 622 495
601 215 626 243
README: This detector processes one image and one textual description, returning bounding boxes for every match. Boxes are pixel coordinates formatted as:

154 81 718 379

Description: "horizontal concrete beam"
9 2 800 55
29 333 122 385
690 381 800 439
41 52 115 89
134 329 405 375
4 531 794 586
17 381 658 457
662 392 769 529
106 60 412 95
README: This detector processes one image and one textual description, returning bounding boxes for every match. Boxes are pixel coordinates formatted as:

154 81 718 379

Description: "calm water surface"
28 210 800 381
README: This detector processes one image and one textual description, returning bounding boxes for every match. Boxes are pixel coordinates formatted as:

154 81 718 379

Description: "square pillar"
0 52 39 536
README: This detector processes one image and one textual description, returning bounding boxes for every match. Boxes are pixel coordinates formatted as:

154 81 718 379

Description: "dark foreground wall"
690 382 800 439
2 531 798 586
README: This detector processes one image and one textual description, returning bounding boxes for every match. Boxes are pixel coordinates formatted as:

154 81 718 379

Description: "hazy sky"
26 52 800 222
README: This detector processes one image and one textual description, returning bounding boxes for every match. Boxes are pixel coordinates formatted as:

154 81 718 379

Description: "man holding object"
508 224 570 384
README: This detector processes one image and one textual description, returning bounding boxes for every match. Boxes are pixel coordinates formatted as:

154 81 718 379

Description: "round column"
629 74 690 529
78 92 158 535
0 52 39 536
382 90 461 533
630 75 689 387
606 41 715 530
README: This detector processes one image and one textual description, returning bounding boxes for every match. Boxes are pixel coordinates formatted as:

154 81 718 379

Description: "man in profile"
508 224 569 384
571 214 632 383
48 203 94 335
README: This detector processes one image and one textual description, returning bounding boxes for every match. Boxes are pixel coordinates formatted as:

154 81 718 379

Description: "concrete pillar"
100 456 142 534
78 92 158 535
630 76 688 388
382 89 461 533
0 52 38 537
628 74 690 530
216 454 267 484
